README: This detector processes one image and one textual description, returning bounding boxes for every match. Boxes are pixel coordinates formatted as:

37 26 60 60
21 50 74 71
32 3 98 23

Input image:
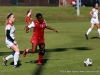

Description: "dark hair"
7 13 13 19
93 3 98 8
36 13 42 18
27 10 29 14
27 9 31 14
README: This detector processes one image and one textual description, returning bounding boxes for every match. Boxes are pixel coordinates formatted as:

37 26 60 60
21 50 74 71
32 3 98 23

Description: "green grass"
0 6 100 75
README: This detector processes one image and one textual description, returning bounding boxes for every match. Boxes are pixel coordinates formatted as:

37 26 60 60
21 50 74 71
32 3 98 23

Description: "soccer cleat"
37 62 44 65
23 49 27 57
13 65 19 68
3 58 7 66
85 34 88 40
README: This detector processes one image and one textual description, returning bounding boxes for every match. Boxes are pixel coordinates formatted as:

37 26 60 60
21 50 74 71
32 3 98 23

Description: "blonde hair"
5 19 8 25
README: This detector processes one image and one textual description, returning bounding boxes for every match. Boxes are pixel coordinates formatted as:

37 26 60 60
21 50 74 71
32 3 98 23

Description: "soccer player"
3 13 20 68
26 9 32 25
85 4 100 39
23 13 58 65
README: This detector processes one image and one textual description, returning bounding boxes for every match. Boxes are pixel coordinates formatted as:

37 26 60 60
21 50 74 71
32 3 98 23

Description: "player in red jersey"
26 9 32 25
23 13 58 65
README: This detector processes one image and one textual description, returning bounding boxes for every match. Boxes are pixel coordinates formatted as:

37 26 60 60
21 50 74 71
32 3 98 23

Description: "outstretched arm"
46 26 58 33
24 22 35 33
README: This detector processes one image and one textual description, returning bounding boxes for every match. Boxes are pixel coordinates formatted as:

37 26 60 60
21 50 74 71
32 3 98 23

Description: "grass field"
0 6 100 75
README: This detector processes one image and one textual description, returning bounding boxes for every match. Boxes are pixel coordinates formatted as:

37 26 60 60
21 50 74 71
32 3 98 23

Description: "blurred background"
0 0 99 6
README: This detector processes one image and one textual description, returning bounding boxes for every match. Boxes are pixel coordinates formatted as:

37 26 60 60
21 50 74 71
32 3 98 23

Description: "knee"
39 43 45 49
15 47 20 53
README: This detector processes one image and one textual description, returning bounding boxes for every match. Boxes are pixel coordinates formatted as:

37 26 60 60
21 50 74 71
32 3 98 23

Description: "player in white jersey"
85 4 100 40
3 13 20 68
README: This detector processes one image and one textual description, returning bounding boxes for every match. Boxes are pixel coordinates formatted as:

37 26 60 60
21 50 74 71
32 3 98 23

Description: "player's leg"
23 44 37 57
23 36 38 57
10 44 20 68
95 23 100 36
3 52 14 66
3 41 18 66
86 23 94 35
37 43 45 65
37 37 45 65
85 23 94 39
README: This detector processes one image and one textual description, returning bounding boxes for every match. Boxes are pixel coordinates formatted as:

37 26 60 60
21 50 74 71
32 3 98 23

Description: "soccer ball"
84 58 92 66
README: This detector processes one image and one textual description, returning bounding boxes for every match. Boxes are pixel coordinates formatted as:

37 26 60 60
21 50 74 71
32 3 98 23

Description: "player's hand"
24 25 28 30
92 15 96 19
26 29 29 33
24 25 29 33
14 41 17 45
53 29 58 33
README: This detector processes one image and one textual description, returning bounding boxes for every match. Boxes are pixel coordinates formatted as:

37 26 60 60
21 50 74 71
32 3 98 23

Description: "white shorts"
90 18 99 24
5 39 14 48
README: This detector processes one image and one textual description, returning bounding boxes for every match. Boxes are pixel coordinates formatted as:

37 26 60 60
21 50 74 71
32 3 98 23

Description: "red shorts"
26 17 30 23
30 36 44 44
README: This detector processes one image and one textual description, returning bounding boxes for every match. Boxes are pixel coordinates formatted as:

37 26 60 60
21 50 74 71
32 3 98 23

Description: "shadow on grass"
0 47 92 56
25 59 58 64
72 47 92 50
31 47 92 75
0 52 12 56
46 48 68 52
31 48 64 75
31 52 49 75
91 36 99 39
10 60 22 67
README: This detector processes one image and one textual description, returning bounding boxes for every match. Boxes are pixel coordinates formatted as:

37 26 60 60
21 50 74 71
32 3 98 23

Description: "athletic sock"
5 53 14 60
14 52 19 66
26 49 29 52
98 29 100 36
37 55 43 63
86 28 92 35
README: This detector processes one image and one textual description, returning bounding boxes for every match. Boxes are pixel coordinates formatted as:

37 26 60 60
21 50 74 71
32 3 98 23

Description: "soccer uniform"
26 12 32 23
28 20 47 44
91 8 99 24
5 22 15 48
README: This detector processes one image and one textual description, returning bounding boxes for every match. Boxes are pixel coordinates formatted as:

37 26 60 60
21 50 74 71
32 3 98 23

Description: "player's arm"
90 10 96 18
46 26 58 33
25 22 35 33
6 25 17 45
90 10 93 16
6 25 14 42
6 30 14 42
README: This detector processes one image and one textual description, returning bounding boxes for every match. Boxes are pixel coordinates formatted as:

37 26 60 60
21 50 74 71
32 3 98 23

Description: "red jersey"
29 20 47 37
28 20 47 44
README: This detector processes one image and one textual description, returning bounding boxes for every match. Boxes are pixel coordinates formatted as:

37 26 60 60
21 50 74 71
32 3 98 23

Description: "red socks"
37 55 43 63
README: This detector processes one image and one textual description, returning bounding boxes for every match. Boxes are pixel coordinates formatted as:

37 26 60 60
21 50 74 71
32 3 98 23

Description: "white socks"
86 28 92 35
5 53 14 60
26 49 29 52
86 28 100 36
98 29 100 36
14 52 20 66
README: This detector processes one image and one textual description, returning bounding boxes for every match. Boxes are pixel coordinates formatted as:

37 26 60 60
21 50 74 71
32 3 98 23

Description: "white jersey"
90 8 99 24
5 23 15 41
91 8 99 19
